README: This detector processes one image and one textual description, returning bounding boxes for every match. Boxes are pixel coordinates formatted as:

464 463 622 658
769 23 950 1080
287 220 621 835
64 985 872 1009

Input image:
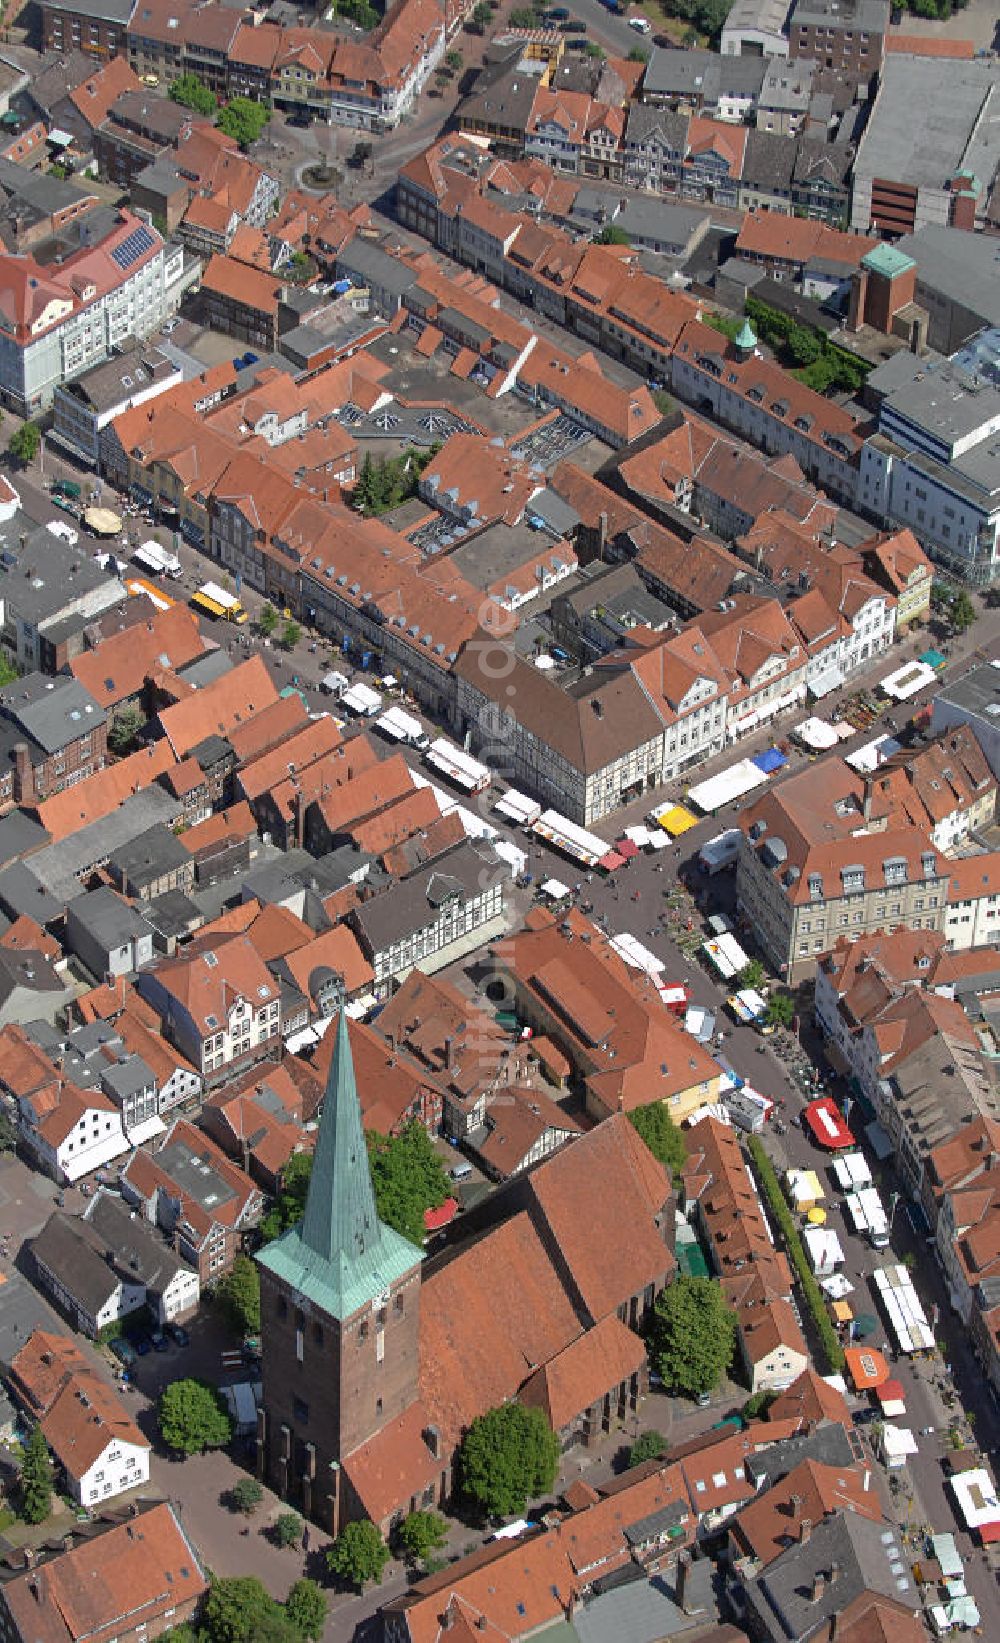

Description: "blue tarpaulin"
752 747 787 775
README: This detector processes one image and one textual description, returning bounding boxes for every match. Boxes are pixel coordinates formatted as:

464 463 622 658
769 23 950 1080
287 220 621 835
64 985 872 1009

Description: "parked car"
133 1335 153 1356
150 1331 169 1353
108 1338 136 1368
165 1322 190 1347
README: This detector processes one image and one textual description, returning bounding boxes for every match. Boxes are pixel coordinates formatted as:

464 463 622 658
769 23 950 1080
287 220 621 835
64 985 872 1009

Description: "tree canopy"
261 1150 313 1241
158 1378 232 1455
19 1423 52 1524
765 992 795 1029
285 1578 328 1641
458 1403 559 1520
596 224 631 245
366 1119 450 1245
396 1509 448 1564
216 1253 260 1336
740 959 765 990
327 1519 390 1588
169 73 217 115
7 423 39 466
648 1276 736 1397
951 590 976 633
628 1429 667 1468
628 1102 687 1180
231 1478 264 1516
352 445 439 516
201 1577 290 1643
217 96 269 150
108 702 145 755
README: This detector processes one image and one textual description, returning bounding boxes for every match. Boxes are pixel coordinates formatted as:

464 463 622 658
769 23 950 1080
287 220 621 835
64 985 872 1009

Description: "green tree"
629 1102 687 1180
787 324 822 367
19 1423 52 1524
596 224 631 245
740 958 766 990
765 992 795 1029
217 1254 261 1336
158 1378 232 1455
445 49 463 69
201 1577 283 1643
653 390 674 417
628 1429 666 1467
169 72 217 115
285 1578 327 1641
259 602 278 637
7 422 39 467
217 96 269 150
583 41 605 56
366 1119 450 1245
108 701 145 755
231 1477 264 1516
0 1108 15 1153
648 1276 736 1398
261 1151 313 1241
951 590 976 633
459 1403 559 1520
281 618 301 651
273 1512 303 1548
509 5 537 20
396 1509 447 1564
742 1388 777 1420
326 1519 390 1589
628 45 651 60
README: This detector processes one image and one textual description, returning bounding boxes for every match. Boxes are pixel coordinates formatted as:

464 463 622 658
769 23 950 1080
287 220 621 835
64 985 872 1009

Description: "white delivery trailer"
341 681 383 717
844 1186 890 1248
699 829 742 874
376 707 428 748
702 932 749 980
425 738 491 794
832 1152 873 1191
493 789 542 828
687 759 769 814
321 670 350 698
133 539 182 578
872 1264 934 1353
727 988 767 1024
803 1226 845 1277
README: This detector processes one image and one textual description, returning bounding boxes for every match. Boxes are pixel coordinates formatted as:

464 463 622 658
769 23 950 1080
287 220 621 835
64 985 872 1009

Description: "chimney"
424 1423 441 1460
811 1569 825 1601
676 1551 692 1612
444 1035 453 1071
597 511 608 559
829 1560 841 1583
800 1518 813 1544
862 775 874 824
387 1031 396 1053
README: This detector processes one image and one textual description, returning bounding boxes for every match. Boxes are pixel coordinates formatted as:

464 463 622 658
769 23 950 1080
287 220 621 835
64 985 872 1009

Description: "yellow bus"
191 582 248 624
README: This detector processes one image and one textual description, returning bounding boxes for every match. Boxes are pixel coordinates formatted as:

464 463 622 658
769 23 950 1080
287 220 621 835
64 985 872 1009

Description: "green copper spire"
734 318 757 354
257 1011 421 1319
300 1010 379 1265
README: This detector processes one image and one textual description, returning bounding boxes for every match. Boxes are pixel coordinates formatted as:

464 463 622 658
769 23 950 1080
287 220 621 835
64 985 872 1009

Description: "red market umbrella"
599 850 626 871
615 839 640 859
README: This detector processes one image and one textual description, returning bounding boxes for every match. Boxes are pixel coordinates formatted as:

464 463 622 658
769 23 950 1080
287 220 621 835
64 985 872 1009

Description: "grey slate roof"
743 1512 918 1642
743 129 797 191
0 673 105 754
349 840 503 956
84 1189 190 1295
0 811 49 870
109 822 191 890
68 885 150 946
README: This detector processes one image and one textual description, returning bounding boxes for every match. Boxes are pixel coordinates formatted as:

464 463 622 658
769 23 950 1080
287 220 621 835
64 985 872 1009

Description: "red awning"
424 1197 459 1232
615 838 640 858
979 1520 1000 1545
876 1378 906 1406
804 1097 856 1150
599 850 626 871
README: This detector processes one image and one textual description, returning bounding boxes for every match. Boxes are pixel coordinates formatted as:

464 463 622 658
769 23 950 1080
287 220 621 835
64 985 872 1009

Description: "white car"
629 14 651 29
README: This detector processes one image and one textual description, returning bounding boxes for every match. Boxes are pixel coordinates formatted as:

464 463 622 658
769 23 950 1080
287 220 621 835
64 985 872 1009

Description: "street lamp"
888 1190 900 1241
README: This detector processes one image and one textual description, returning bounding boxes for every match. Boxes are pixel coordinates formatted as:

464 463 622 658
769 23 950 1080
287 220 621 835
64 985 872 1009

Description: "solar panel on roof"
112 225 156 271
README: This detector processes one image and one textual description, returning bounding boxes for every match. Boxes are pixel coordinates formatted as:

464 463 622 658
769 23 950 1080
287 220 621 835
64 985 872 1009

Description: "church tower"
256 1012 423 1531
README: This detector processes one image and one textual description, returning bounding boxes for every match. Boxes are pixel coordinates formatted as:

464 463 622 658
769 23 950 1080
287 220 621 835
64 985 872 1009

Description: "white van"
629 14 651 31
450 1161 473 1182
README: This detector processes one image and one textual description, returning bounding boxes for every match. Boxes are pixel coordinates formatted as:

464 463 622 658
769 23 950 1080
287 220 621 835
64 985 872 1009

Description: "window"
312 1321 323 1347
293 1397 309 1424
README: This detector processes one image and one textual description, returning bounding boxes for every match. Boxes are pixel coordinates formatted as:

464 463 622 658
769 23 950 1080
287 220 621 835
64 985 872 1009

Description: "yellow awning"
807 1207 827 1224
84 506 122 536
658 804 698 836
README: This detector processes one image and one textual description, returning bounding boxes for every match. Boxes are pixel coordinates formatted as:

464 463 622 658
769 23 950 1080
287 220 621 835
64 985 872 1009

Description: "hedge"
747 1135 846 1375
